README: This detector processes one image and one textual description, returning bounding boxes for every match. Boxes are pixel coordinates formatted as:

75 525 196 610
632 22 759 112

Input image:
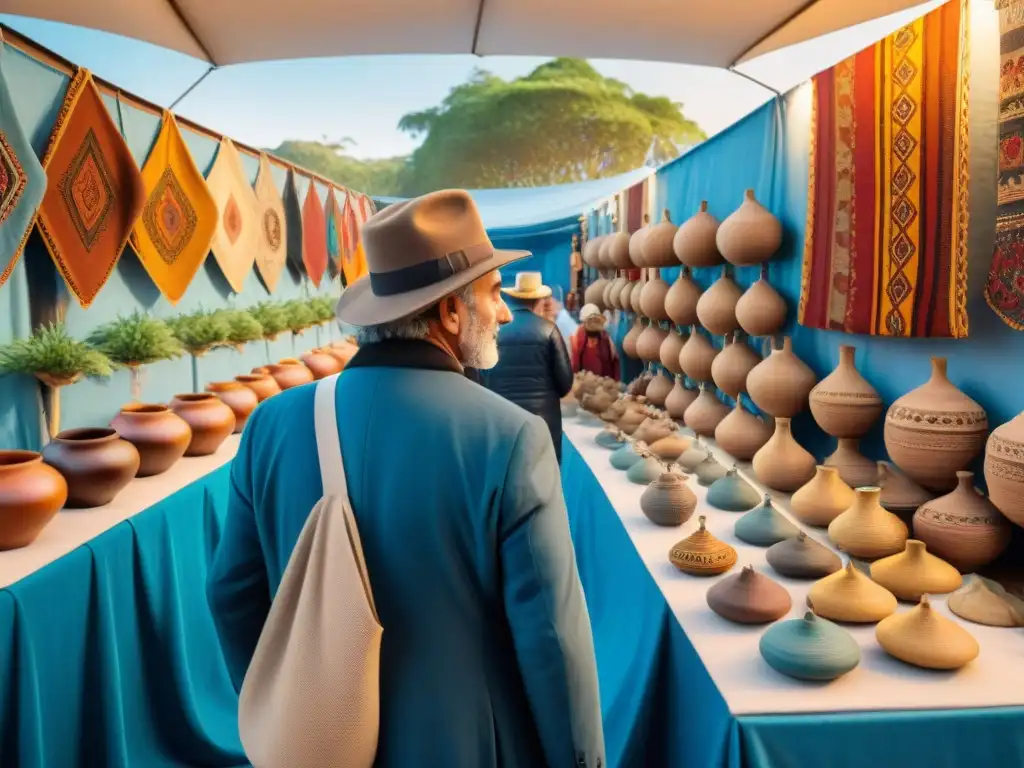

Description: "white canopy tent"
0 0 934 68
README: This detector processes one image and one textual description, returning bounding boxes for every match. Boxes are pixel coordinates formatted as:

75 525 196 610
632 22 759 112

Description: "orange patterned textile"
130 111 217 304
205 137 259 293
253 153 287 293
35 69 145 307
340 189 367 286
301 179 328 287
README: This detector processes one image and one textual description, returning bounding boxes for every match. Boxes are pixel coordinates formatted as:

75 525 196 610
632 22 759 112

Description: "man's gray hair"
351 283 475 345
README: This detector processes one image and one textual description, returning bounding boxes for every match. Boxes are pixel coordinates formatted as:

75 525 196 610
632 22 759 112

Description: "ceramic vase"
659 329 686 374
206 381 260 433
619 279 636 308
642 210 679 268
622 318 643 359
710 331 760 398
644 373 674 409
984 411 1024 527
875 595 979 670
639 271 671 321
683 385 730 437
759 612 861 681
948 576 1024 628
584 277 609 310
912 471 1011 573
869 540 962 601
610 442 644 470
883 357 988 492
665 376 698 419
668 515 737 576
0 450 68 550
715 399 772 461
752 417 816 492
608 231 632 269
808 560 897 623
678 328 718 383
664 268 702 327
677 440 709 472
300 349 344 380
169 393 236 456
694 455 727 487
808 345 882 438
41 427 140 508
877 460 933 522
636 322 668 362
790 466 855 527
695 269 741 336
583 235 603 267
641 473 697 527
707 467 761 512
234 373 281 402
649 434 691 462
766 532 842 580
735 276 787 337
824 439 877 488
110 403 192 477
672 201 722 267
265 359 315 390
716 189 782 266
627 455 667 485
629 219 649 265
706 565 792 624
828 486 908 560
630 273 645 314
734 496 800 546
746 336 817 418
323 340 358 368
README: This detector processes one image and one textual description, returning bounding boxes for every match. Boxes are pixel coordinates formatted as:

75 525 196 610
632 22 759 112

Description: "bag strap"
314 373 348 499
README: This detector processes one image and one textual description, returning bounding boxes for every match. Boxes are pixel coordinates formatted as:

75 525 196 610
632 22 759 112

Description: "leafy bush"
87 312 184 367
0 322 112 379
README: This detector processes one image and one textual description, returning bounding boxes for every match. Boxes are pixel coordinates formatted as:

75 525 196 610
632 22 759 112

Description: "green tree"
269 139 406 196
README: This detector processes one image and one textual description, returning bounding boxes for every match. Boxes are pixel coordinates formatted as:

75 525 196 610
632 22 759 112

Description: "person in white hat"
569 304 619 380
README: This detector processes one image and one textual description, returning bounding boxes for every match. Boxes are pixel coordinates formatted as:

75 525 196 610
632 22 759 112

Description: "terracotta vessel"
622 318 643 359
759 612 861 681
618 279 636 308
706 566 792 624
683 385 730 437
752 417 816 492
809 345 882 438
169 393 236 456
766 532 842 579
598 236 614 269
584 277 609 310
824 438 877 488
677 440 709 472
627 454 668 485
648 433 691 462
711 332 760 398
746 336 816 418
607 231 632 269
828 486 908 560
265 359 316 390
790 466 855 527
659 329 686 374
636 322 668 362
582 235 604 267
110 404 192 477
672 201 722 267
628 217 650 265
668 515 737 576
869 540 962 601
716 189 782 266
235 373 281 402
735 496 800 546
948 576 1024 628
324 340 358 368
300 349 343 380
735 277 787 337
639 271 671 321
715 399 772 461
808 560 897 623
984 411 1024 527
875 595 979 670
630 273 644 313
664 268 702 327
707 467 761 511
644 373 674 409
883 357 988 492
41 427 140 508
641 472 697 526
912 471 1011 573
678 328 717 383
641 209 679 267
206 381 260 433
694 454 727 487
0 450 68 549
665 376 698 420
877 461 933 521
695 270 741 336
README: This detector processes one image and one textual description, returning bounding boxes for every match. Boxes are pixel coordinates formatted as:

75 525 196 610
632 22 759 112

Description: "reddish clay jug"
41 427 140 508
235 373 281 402
0 450 67 549
111 403 192 477
206 381 260 433
169 393 236 456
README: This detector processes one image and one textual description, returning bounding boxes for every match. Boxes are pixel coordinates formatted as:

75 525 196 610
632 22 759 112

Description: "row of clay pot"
0 340 358 552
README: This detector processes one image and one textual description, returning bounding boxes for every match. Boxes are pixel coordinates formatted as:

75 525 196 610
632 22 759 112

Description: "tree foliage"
270 139 406 196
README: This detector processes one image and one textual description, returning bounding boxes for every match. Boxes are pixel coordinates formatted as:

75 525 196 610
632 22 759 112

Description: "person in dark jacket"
481 272 574 461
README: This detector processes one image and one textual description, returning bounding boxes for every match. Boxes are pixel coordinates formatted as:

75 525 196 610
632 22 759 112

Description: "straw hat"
579 304 602 322
335 190 530 326
502 272 552 300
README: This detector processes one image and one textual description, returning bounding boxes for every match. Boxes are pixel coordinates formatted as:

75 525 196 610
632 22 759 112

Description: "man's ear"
438 295 461 336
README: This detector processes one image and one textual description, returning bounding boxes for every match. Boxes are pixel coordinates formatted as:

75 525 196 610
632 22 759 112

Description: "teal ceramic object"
627 456 667 485
677 440 709 472
695 455 727 487
610 443 643 470
596 430 624 449
735 497 801 546
706 467 761 512
759 611 861 681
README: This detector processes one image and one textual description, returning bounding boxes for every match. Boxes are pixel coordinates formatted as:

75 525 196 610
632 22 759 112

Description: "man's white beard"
459 310 500 370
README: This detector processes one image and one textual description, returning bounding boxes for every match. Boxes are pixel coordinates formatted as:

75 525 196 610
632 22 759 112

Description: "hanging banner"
282 168 305 279
301 179 328 287
205 137 259 293
325 186 343 283
253 153 287 293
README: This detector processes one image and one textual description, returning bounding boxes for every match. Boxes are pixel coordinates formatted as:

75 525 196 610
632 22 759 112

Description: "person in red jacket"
570 304 619 380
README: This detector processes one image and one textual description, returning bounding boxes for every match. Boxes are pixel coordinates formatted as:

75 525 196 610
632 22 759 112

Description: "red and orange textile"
341 190 368 285
798 0 970 338
301 179 328 287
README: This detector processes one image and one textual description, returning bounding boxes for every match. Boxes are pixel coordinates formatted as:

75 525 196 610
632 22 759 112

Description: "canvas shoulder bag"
238 372 382 768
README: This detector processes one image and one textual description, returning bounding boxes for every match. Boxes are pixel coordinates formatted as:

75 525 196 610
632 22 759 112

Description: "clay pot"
734 496 800 546
809 345 882 438
664 268 702 327
948 576 1024 628
809 560 897 623
677 439 709 472
206 381 260 433
766 532 842 580
0 450 68 549
641 209 679 267
648 433 691 462
735 277 787 337
694 454 727 487
790 466 855 527
659 328 686 374
668 515 737 576
629 218 650 265
707 565 792 624
695 270 741 336
169 393 236 456
584 277 609 309
877 461 933 520
984 411 1024 527
607 231 632 269
598 236 614 269
824 438 877 488
265 359 316 390
324 340 358 368
639 270 671 321
883 357 988 492
912 471 1010 573
665 376 698 420
636 322 668 362
641 473 697 526
622 318 643 359
678 327 718 383
752 417 816 492
716 189 782 266
828 486 908 560
707 467 761 511
41 427 140 508
110 404 192 477
710 331 759 398
875 595 979 670
746 336 816 418
235 373 281 402
610 442 644 470
715 399 772 461
300 349 344 380
672 201 722 267
606 275 625 309
869 540 962 601
619 279 637 308
583 235 604 267
630 273 644 313
627 454 668 485
644 374 674 409
759 612 861 681
683 385 730 437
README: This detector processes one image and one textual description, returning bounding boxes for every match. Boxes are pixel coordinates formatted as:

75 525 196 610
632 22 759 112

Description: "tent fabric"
2 0 931 67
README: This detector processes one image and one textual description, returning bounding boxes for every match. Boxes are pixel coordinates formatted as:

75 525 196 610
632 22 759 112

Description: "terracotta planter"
984 411 1024 527
809 345 882 439
672 201 722 268
235 373 282 402
110 404 192 477
746 336 816 417
716 189 782 266
735 277 787 337
41 427 140 508
206 381 260 433
301 349 344 380
0 450 67 549
265 359 316 390
169 393 236 456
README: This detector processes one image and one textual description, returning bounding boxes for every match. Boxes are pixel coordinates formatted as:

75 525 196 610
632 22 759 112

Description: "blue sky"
1 3 941 161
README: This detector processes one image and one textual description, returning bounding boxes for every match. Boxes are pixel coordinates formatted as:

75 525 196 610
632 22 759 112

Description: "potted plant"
0 322 114 438
166 310 231 393
87 312 184 401
307 295 337 344
249 301 291 363
214 308 264 352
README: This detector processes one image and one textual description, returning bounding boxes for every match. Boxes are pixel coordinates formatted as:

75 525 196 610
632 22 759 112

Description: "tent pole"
169 65 217 110
727 66 781 97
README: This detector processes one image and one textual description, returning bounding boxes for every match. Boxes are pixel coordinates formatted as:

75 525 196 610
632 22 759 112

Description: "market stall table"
562 417 1024 768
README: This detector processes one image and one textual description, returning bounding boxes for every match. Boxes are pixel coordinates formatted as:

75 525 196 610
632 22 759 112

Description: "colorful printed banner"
0 46 46 290
35 69 145 307
253 153 286 293
205 137 258 293
798 0 970 338
341 189 367 285
986 0 1024 330
130 111 217 304
282 168 305 279
325 185 343 283
301 179 328 287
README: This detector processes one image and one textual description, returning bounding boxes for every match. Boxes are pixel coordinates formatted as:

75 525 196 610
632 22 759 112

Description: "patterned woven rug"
205 137 258 293
253 153 286 293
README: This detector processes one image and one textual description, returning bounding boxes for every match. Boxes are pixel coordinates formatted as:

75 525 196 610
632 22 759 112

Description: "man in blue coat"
207 189 605 767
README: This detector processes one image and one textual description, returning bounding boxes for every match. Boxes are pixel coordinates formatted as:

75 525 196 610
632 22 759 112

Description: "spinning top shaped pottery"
766 532 842 580
948 576 1024 628
668 516 737 577
707 467 761 512
648 433 692 462
706 565 792 624
828 486 908 560
734 496 800 547
759 612 861 681
694 454 727 487
595 429 625 450
869 540 962 602
610 442 644 470
641 472 697 528
808 561 897 623
627 453 669 485
790 466 855 528
677 439 709 473
875 595 979 670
